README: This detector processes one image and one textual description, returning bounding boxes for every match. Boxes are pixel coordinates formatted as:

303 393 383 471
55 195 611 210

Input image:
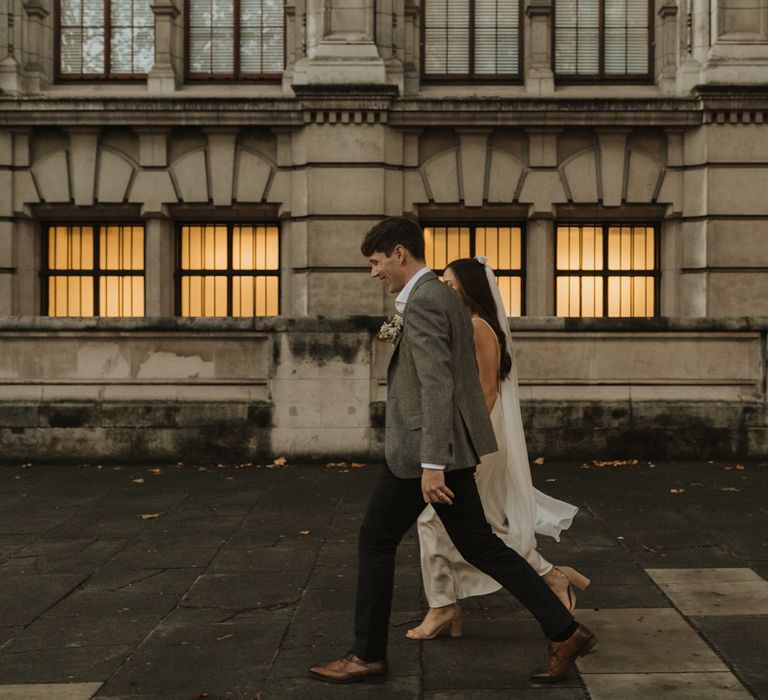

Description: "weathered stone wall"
1 317 765 463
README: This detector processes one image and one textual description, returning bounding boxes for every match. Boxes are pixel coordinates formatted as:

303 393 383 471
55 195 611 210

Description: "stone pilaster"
525 0 554 96
657 0 679 94
525 218 555 316
22 0 48 94
702 0 768 84
0 1 23 96
292 0 388 87
148 0 181 93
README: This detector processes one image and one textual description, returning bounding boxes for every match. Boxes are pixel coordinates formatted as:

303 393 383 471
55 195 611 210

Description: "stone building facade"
0 0 767 462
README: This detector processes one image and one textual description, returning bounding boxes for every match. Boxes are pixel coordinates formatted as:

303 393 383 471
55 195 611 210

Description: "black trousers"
353 466 575 661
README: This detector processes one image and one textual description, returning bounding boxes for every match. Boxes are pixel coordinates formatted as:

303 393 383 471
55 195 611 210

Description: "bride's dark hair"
445 258 512 381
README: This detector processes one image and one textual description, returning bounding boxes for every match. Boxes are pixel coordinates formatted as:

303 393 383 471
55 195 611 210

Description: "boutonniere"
377 314 404 344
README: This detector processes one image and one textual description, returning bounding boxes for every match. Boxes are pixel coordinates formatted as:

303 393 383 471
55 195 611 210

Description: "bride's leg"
408 507 463 640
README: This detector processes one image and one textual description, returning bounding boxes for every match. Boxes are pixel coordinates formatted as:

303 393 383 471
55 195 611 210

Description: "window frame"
174 222 282 317
419 0 525 84
554 222 661 317
54 0 154 82
551 0 655 84
184 0 286 83
422 221 527 316
41 222 147 316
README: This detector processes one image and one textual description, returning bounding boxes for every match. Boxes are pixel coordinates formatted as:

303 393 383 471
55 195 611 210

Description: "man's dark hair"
361 216 426 261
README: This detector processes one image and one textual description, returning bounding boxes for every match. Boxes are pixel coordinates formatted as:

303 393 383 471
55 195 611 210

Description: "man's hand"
421 469 455 505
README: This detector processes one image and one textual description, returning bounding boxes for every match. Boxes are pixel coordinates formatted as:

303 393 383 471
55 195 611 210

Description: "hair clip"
475 255 488 265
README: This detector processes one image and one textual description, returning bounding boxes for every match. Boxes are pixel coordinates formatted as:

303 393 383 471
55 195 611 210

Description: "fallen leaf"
299 530 310 535
235 463 253 469
174 462 184 469
325 462 349 469
545 478 557 483
721 487 741 492
533 457 545 465
224 476 235 481
191 693 209 699
351 463 367 468
689 482 704 487
196 466 209 473
140 513 161 520
216 633 234 641
272 456 288 467
670 488 685 494
21 463 32 469
592 459 640 468
132 478 145 484
148 468 162 476
735 464 745 470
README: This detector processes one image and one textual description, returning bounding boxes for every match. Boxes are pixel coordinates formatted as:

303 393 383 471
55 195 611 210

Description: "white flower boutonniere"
377 314 404 344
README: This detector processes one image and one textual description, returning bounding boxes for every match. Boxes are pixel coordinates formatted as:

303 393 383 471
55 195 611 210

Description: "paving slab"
692 615 768 689
646 567 768 615
180 573 306 610
0 574 85 626
0 538 128 575
261 676 421 699
0 683 103 699
0 645 131 684
425 692 587 700
4 614 161 652
582 672 752 699
575 608 729 673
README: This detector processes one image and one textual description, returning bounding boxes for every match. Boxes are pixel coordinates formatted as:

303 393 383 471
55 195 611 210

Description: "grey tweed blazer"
385 270 498 479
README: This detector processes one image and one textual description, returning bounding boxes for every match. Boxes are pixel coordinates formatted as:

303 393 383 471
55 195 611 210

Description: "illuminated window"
56 0 155 79
555 224 658 317
554 0 652 81
177 224 280 316
423 224 524 316
45 225 145 316
423 0 521 79
187 0 285 79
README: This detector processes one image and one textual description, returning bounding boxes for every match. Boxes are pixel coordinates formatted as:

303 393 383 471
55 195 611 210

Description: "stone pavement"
0 458 766 700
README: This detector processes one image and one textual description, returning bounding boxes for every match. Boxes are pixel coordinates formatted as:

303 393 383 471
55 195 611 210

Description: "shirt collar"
395 266 431 314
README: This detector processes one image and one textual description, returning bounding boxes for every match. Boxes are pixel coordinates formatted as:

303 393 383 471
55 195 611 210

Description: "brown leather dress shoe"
529 624 597 683
309 650 387 684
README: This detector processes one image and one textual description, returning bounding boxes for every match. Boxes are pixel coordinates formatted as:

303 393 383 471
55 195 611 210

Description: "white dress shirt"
394 266 445 471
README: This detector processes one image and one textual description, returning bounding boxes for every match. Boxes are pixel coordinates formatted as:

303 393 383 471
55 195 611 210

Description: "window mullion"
598 0 604 78
234 0 241 78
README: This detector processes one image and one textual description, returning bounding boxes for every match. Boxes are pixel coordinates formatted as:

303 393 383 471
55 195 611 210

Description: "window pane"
99 226 144 270
189 0 236 74
497 275 522 317
99 276 145 317
474 0 519 74
48 276 95 317
82 28 105 73
62 0 83 26
424 0 470 74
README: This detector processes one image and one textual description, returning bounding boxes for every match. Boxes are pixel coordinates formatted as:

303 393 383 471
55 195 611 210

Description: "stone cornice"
1 92 767 127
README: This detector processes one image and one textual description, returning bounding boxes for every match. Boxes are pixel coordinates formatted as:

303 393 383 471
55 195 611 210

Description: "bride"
407 256 590 641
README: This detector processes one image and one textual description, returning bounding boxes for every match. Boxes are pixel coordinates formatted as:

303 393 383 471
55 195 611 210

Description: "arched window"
554 0 653 81
56 0 155 79
422 0 522 80
186 0 285 79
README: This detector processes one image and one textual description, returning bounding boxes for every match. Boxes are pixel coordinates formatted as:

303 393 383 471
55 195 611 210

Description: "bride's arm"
472 318 499 414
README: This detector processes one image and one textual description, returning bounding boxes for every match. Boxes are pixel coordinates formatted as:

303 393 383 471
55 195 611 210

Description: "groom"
310 216 596 684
